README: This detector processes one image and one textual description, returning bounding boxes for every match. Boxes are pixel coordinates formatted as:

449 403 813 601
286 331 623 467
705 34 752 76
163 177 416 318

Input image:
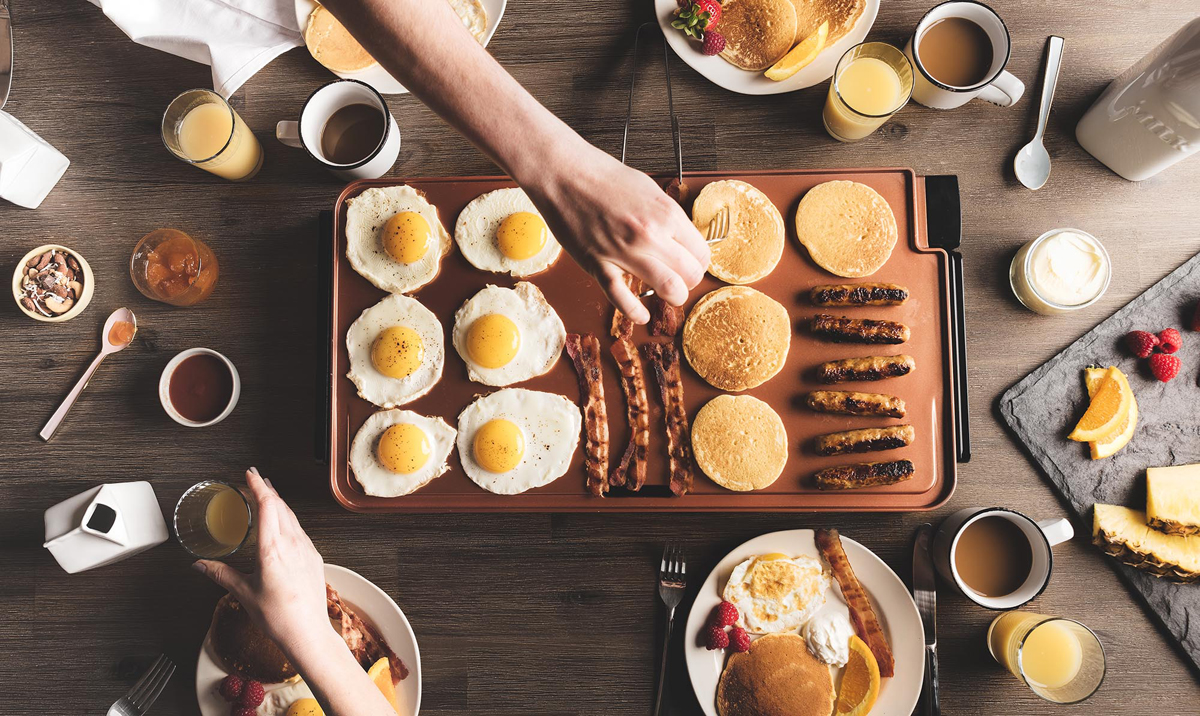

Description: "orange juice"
163 89 264 181
823 43 913 142
987 611 1105 703
204 486 250 547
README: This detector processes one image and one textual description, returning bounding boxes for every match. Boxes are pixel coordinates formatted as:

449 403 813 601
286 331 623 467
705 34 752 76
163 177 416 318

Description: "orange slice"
1068 366 1133 442
1084 367 1138 459
835 636 881 716
764 21 829 81
368 657 402 714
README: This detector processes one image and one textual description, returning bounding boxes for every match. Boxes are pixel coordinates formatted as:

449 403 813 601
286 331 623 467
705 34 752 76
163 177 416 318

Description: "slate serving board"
1000 251 1200 673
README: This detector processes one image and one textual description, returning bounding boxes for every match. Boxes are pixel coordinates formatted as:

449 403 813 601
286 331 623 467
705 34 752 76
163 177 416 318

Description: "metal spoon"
39 307 137 441
1014 36 1065 190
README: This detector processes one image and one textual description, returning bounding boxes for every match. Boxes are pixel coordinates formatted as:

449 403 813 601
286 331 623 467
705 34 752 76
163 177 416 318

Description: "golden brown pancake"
683 286 791 391
717 633 835 716
305 4 378 74
718 0 798 71
789 0 866 45
694 180 786 285
692 395 788 491
210 594 297 684
795 180 898 278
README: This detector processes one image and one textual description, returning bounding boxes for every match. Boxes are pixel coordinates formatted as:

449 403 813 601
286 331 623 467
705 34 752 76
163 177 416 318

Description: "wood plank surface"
2 1 1198 714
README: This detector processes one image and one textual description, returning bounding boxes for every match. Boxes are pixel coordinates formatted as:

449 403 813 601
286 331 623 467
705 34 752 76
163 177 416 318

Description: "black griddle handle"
315 210 334 465
924 175 970 463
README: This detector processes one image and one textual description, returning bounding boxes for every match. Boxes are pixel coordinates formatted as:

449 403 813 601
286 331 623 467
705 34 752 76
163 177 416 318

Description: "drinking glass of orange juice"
823 42 914 142
130 228 219 307
987 611 1105 704
173 481 254 559
162 89 264 181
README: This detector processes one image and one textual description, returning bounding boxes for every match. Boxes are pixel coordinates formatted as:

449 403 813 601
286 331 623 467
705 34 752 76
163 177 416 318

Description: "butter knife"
913 523 939 716
0 0 11 109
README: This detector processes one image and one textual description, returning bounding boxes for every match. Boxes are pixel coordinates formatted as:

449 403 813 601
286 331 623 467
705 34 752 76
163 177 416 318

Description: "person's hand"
523 145 710 324
193 468 332 654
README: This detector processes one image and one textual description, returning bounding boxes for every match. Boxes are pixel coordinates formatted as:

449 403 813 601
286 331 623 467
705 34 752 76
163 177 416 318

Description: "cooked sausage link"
810 283 909 307
805 391 907 419
815 354 915 383
813 425 915 456
811 314 911 344
814 460 915 490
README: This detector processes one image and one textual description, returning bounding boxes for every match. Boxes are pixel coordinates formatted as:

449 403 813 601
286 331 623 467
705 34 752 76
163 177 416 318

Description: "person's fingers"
672 214 711 271
598 262 650 324
624 254 689 306
245 468 282 539
648 231 706 290
193 559 249 598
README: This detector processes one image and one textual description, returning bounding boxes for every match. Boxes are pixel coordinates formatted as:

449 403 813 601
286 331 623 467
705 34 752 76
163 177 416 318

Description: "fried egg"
448 0 488 43
346 294 444 408
259 679 316 716
455 187 562 276
451 282 565 386
457 388 581 494
350 409 457 497
346 185 452 294
722 553 831 634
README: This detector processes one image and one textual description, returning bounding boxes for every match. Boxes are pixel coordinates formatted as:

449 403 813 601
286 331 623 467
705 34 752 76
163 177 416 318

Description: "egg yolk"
377 423 431 474
381 211 431 264
371 326 424 379
467 313 521 368
473 418 524 473
285 698 326 716
495 212 548 261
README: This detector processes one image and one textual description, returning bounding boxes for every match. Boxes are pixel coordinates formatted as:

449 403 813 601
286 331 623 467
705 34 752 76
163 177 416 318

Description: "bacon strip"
327 585 408 682
647 296 682 337
565 333 610 497
610 275 641 340
643 342 693 496
609 337 650 490
814 529 895 678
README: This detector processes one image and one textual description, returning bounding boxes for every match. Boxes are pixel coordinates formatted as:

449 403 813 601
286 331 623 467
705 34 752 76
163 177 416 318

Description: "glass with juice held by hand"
987 611 1105 704
824 42 913 142
162 89 264 181
174 480 253 559
130 228 219 306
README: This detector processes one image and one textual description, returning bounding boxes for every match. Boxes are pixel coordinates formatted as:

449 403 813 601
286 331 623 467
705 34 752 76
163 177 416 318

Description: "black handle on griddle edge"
315 210 334 465
949 252 971 463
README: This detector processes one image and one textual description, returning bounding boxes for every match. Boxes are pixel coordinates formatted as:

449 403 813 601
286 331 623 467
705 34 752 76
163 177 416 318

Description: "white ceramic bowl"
159 348 241 427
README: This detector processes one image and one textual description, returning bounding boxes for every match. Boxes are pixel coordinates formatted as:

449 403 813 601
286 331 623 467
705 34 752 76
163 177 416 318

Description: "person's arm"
194 469 395 716
319 0 708 324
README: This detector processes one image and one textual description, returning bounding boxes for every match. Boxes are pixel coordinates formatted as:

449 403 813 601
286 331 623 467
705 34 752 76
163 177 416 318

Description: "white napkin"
88 0 303 97
0 110 70 209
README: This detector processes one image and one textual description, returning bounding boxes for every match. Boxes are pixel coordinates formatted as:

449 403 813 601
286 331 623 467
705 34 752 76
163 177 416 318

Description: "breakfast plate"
684 529 923 716
196 563 422 716
655 0 880 95
294 0 507 94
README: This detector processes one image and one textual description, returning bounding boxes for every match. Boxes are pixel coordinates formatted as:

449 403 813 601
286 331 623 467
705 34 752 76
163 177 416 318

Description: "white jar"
1010 229 1111 315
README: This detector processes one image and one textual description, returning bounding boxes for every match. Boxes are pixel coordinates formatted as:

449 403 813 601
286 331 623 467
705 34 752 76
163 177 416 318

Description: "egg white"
346 294 445 408
456 388 581 494
454 187 562 276
451 282 566 386
259 678 315 716
346 185 452 294
722 554 831 634
350 409 457 497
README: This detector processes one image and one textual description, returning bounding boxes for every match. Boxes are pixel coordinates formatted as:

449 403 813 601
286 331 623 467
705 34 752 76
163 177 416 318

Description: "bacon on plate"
814 528 895 678
565 333 610 497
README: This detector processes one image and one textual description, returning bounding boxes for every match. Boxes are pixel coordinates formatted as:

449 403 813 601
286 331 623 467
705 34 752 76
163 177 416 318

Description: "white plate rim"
683 529 924 716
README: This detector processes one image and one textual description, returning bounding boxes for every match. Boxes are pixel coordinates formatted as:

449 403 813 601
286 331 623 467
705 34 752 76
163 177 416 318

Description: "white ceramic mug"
904 1 1025 109
932 507 1074 610
275 79 400 180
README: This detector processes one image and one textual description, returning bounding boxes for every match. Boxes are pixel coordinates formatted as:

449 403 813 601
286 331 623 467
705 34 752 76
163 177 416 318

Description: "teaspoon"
1014 36 1066 190
39 307 137 441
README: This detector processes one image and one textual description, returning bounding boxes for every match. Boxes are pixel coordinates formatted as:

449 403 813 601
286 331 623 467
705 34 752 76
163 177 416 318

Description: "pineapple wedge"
1093 504 1200 582
1146 464 1200 536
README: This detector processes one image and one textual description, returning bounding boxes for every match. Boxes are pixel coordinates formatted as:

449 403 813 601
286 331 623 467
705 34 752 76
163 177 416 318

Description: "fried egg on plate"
455 187 562 276
259 678 317 716
346 294 444 408
346 185 452 294
452 282 565 386
448 0 488 43
351 409 457 497
457 388 581 494
722 553 831 634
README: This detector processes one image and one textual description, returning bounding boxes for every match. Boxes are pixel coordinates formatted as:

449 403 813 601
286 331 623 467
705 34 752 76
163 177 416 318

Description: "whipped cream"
1029 231 1109 306
803 611 855 667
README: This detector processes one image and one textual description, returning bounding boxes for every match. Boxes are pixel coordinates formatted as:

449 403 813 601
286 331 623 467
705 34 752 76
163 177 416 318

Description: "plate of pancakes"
685 529 923 716
196 564 421 716
656 0 880 94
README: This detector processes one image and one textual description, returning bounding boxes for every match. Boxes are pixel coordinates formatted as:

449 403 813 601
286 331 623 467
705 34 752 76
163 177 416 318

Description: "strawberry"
1124 330 1159 359
1191 301 1200 332
672 0 721 41
1157 328 1182 354
701 31 726 56
705 624 729 650
1149 353 1180 383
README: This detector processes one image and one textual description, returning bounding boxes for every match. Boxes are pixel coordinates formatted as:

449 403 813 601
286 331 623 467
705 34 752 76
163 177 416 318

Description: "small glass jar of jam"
130 228 219 307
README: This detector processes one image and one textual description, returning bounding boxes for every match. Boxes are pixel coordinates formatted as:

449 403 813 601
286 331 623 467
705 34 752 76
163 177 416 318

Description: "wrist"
278 622 345 669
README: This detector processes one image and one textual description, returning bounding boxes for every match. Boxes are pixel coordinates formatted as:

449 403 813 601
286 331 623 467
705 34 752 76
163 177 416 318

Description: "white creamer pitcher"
43 482 169 574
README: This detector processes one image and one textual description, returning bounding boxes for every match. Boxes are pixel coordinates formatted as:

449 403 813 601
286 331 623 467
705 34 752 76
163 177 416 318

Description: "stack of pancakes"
719 0 866 71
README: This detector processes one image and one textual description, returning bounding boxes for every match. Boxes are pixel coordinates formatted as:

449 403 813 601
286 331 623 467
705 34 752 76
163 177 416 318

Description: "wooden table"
3 2 1198 714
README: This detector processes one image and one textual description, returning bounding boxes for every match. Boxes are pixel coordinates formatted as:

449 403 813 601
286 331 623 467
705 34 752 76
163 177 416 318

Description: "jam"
108 320 135 346
169 353 234 423
130 228 218 307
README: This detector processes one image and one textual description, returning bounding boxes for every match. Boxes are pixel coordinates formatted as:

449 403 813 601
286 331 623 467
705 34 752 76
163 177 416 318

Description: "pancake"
692 395 788 491
795 180 898 278
210 594 297 684
694 180 786 285
683 286 791 391
305 4 378 74
717 633 835 716
718 0 798 71
789 0 866 45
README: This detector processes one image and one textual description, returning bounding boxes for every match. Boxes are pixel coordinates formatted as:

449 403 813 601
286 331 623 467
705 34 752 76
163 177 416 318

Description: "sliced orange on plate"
368 657 402 714
1068 366 1134 443
835 635 881 716
765 20 829 81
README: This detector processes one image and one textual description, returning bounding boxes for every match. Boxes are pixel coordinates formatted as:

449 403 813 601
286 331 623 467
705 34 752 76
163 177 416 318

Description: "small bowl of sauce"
159 348 240 427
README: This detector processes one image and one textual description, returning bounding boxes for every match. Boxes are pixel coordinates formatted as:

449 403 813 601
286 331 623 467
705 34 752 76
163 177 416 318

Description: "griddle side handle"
315 210 334 465
924 175 970 463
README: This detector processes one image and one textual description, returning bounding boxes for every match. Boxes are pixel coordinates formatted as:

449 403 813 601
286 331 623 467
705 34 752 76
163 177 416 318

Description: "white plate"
684 529 923 716
655 0 880 95
294 0 507 94
196 564 422 716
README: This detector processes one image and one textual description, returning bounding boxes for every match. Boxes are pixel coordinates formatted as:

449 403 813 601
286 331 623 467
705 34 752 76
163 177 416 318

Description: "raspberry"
702 31 726 56
231 708 257 716
711 601 740 628
237 681 264 708
729 626 752 653
1157 328 1182 354
1149 353 1180 382
218 674 245 702
1124 330 1159 358
705 624 729 650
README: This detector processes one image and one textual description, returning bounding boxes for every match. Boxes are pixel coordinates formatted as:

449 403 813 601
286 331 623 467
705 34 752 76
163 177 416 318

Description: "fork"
653 544 686 716
638 208 729 299
107 654 175 716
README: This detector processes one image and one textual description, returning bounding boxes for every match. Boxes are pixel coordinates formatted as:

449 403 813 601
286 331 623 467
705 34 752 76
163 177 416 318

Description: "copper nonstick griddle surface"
330 168 956 512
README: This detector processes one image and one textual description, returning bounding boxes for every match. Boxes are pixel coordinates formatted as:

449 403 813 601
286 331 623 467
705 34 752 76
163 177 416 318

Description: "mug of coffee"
932 507 1073 609
276 79 400 180
904 1 1025 109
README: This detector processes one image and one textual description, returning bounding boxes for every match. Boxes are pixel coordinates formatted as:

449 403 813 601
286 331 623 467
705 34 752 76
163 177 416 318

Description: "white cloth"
0 110 70 209
88 0 303 96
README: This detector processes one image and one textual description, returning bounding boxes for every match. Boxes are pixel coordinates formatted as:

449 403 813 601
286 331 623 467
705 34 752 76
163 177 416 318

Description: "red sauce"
169 354 234 423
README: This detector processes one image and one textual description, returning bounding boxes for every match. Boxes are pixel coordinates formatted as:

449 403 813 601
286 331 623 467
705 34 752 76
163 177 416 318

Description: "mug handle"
977 71 1026 107
275 121 303 148
1036 517 1074 546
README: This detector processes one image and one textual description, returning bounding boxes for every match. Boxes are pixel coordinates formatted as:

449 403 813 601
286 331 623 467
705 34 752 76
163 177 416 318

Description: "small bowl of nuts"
12 244 95 322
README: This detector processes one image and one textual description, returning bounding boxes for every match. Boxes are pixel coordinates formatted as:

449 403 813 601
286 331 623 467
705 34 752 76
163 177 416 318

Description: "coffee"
918 17 993 87
955 515 1033 597
320 103 385 165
